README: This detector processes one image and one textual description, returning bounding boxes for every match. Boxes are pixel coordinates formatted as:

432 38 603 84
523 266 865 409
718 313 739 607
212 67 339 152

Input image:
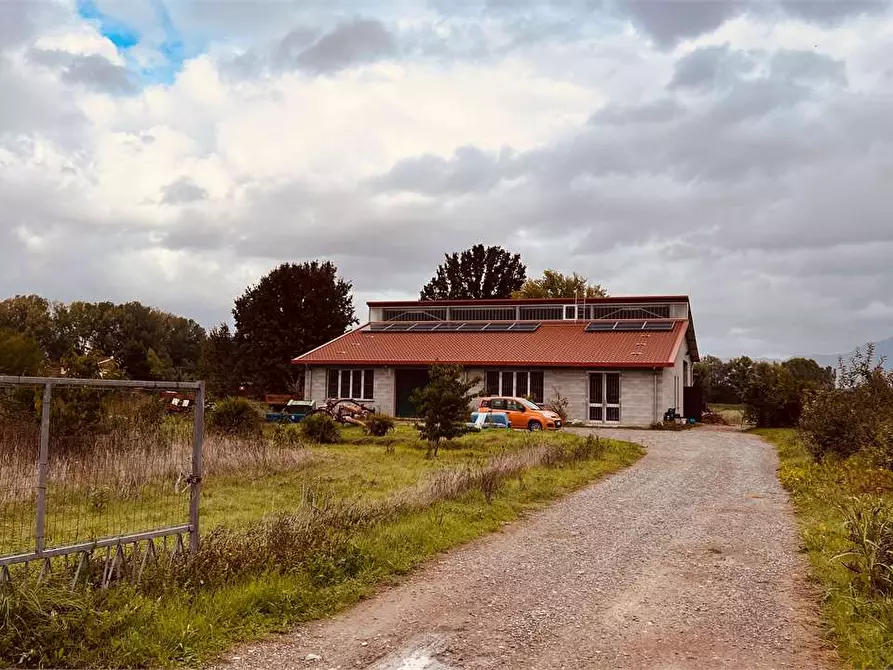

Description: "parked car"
477 397 563 431
466 411 511 430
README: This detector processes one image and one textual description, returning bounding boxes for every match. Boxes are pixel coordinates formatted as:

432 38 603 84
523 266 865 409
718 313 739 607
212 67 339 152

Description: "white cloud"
1 0 893 359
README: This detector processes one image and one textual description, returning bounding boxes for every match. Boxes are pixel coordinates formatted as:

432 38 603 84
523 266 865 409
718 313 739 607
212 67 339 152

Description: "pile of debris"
310 398 375 426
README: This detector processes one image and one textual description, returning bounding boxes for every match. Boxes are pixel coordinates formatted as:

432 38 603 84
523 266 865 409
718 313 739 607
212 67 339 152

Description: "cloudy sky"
1 0 892 358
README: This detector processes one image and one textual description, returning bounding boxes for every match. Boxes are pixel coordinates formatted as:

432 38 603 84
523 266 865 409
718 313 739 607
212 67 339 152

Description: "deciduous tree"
199 323 242 398
512 269 606 299
233 261 356 393
420 244 526 300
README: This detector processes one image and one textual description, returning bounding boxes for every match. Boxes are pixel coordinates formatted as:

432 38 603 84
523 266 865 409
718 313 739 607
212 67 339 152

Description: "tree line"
695 354 837 427
0 245 605 396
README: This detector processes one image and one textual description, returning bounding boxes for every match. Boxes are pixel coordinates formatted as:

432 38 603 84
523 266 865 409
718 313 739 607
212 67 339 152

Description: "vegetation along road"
216 427 833 669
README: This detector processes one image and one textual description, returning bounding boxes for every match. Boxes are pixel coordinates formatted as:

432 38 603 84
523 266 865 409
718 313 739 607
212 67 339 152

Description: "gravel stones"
213 428 833 670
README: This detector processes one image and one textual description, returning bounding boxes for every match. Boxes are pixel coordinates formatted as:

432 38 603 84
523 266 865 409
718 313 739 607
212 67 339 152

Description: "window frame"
328 368 375 401
484 369 545 403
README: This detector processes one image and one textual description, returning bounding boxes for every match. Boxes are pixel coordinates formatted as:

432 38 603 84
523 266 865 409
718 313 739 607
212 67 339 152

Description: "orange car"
477 396 563 431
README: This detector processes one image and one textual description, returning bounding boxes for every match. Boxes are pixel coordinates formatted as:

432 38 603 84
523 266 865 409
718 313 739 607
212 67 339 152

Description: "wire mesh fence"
0 377 203 583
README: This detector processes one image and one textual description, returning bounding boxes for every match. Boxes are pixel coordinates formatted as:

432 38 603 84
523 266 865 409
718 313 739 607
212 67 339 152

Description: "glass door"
589 372 621 422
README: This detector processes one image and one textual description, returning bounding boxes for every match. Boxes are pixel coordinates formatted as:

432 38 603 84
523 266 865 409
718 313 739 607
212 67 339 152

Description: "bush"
364 413 395 437
545 388 569 422
207 397 263 437
301 412 341 444
743 358 835 428
800 346 893 464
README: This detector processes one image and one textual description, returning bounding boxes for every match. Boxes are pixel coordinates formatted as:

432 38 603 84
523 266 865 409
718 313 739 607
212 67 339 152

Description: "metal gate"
0 376 204 586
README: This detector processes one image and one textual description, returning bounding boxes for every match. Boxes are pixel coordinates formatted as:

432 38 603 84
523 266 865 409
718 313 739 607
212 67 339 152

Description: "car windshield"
519 398 542 410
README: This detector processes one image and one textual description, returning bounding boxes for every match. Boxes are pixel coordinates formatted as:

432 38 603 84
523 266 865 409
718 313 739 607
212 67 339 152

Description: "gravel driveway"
215 428 833 669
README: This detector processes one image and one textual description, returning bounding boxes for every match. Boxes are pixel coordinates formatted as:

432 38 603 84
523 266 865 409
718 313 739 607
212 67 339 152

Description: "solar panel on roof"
509 323 540 332
642 321 674 331
585 321 617 331
613 320 647 331
368 321 542 333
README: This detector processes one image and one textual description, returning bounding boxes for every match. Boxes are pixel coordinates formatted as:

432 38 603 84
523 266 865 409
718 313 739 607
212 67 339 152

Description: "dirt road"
215 428 832 669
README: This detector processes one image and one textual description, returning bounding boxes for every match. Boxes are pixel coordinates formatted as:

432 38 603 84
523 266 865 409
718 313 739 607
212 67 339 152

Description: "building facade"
293 296 699 427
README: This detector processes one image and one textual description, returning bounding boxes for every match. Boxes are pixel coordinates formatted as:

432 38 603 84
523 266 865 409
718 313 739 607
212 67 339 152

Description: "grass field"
758 428 893 668
710 403 747 426
0 424 643 668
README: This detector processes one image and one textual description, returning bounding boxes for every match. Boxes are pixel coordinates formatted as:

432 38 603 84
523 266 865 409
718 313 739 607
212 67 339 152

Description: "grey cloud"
27 49 136 94
778 0 890 24
370 147 520 196
589 99 683 125
161 178 209 205
615 0 891 49
618 0 747 47
222 18 396 78
770 49 846 84
670 45 756 90
289 19 395 74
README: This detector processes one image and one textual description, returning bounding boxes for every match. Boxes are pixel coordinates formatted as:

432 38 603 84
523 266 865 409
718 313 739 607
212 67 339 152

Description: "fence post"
35 382 52 555
189 381 205 554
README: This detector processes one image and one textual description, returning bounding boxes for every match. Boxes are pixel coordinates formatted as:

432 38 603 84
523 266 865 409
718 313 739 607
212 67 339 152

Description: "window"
490 398 506 410
484 370 544 403
506 399 524 412
589 372 621 422
326 369 374 400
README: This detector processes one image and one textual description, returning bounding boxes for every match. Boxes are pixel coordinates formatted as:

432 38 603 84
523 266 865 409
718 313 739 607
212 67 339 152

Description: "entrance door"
589 372 621 422
395 368 430 418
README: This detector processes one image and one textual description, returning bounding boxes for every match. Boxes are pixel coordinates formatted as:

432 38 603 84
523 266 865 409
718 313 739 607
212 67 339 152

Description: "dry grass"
0 424 312 505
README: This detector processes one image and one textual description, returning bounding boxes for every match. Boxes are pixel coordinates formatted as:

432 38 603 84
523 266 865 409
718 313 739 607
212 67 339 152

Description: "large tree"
199 323 242 399
0 328 44 375
420 244 526 300
0 295 205 379
512 269 607 299
234 261 357 393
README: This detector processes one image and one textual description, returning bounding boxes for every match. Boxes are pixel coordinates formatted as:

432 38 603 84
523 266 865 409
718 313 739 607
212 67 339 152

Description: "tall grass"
0 424 311 505
0 432 641 668
760 427 893 668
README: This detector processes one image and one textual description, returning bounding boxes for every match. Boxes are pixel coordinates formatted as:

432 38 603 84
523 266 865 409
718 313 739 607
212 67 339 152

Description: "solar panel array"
585 320 675 332
367 321 541 333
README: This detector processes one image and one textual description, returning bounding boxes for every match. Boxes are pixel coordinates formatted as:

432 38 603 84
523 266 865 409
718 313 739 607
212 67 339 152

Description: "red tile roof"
293 320 689 368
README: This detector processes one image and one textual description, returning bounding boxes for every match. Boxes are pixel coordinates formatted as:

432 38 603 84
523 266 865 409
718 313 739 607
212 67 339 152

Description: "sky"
1 0 892 359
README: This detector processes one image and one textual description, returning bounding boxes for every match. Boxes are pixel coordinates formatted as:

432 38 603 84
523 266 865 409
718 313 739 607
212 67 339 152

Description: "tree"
410 364 479 457
512 269 606 299
199 323 242 398
0 295 62 359
234 261 357 393
420 244 526 300
0 328 44 375
742 357 834 428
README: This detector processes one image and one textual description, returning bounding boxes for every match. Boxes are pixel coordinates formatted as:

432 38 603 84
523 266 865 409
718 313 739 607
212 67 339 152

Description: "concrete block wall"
305 366 395 415
372 367 395 415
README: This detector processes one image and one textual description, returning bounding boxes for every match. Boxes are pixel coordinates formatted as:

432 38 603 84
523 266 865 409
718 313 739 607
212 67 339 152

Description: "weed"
301 413 341 444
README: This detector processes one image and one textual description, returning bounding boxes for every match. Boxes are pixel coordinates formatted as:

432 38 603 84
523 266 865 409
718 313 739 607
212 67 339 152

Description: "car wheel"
528 420 543 431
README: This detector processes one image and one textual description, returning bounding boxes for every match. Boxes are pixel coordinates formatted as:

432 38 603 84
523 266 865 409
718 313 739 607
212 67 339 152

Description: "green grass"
0 428 642 668
757 428 893 668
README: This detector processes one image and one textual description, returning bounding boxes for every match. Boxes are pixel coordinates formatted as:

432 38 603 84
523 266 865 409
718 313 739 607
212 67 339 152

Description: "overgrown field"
759 428 893 668
0 424 642 668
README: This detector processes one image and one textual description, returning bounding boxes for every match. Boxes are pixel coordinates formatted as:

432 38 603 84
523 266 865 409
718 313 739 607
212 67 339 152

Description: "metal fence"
0 376 204 585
